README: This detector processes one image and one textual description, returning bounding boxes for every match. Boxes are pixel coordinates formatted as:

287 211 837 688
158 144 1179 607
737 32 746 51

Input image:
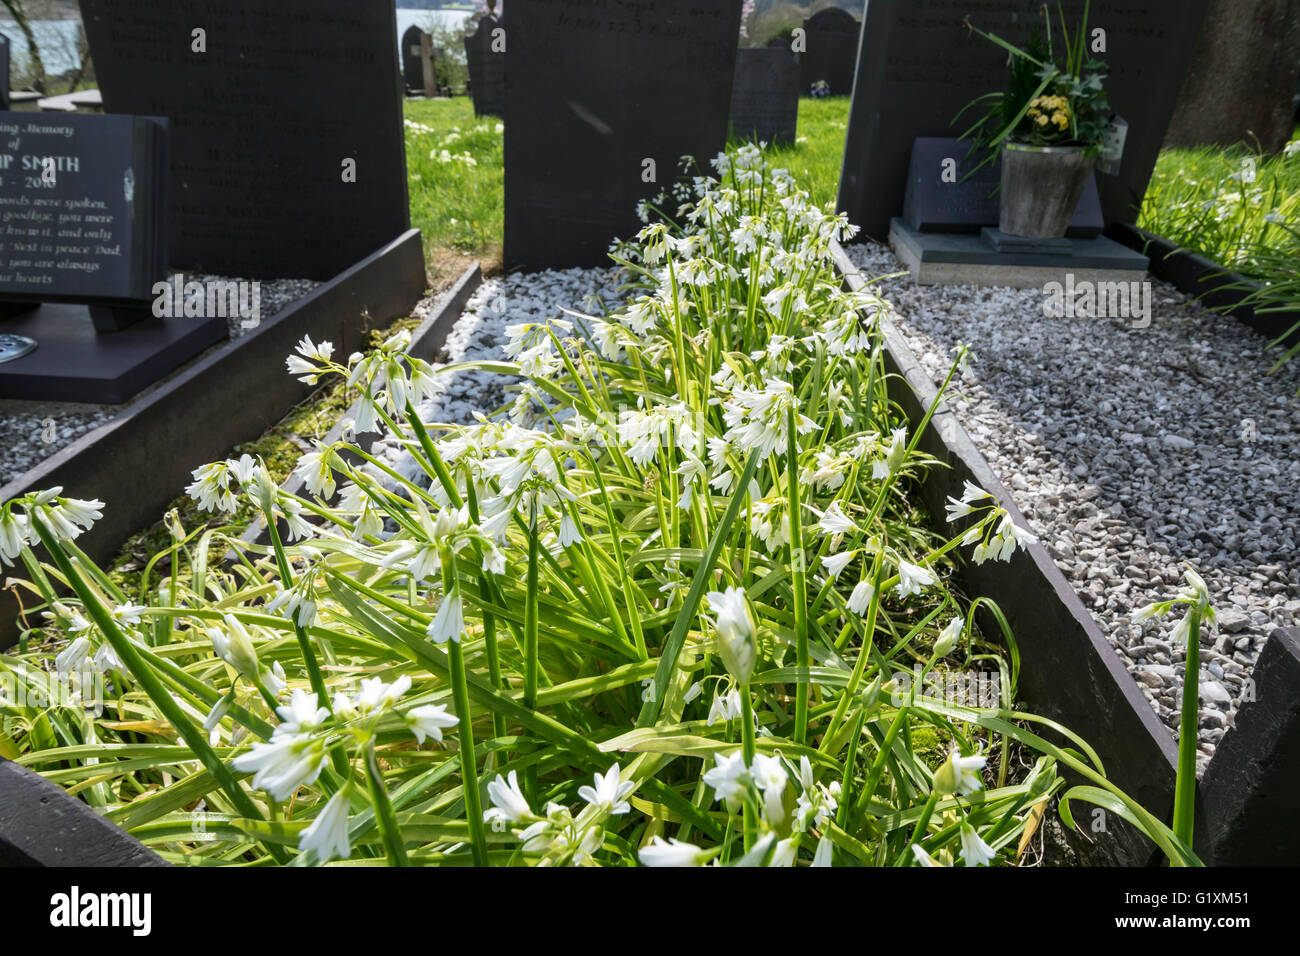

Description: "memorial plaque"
403 26 428 94
731 47 800 146
800 7 860 96
504 0 743 271
837 0 1212 241
79 0 410 281
0 112 166 304
902 137 1103 237
465 15 505 118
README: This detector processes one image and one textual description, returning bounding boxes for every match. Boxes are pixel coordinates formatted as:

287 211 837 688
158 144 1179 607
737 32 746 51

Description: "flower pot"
999 144 1096 239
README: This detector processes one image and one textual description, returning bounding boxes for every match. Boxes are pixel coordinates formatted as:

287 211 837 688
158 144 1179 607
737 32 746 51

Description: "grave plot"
841 239 1300 770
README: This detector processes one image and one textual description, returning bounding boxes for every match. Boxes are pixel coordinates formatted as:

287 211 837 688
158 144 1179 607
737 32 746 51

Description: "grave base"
0 304 227 404
889 218 1150 289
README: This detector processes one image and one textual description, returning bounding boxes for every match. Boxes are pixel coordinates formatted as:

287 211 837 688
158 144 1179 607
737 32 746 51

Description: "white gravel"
843 240 1300 768
0 276 319 488
383 266 625 485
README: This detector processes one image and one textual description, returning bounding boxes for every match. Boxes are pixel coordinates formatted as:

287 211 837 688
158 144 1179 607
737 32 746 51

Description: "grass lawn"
404 95 854 284
1138 129 1300 281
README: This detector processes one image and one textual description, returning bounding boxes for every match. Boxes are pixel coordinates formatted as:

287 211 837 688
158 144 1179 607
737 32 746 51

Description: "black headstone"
464 15 505 119
403 26 429 94
800 7 860 96
0 112 166 304
504 0 744 271
0 35 9 112
79 0 410 281
731 47 800 146
902 137 1103 237
837 0 1213 241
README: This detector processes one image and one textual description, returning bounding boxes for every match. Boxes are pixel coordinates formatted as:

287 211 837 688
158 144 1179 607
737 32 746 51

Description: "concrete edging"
1 229 429 649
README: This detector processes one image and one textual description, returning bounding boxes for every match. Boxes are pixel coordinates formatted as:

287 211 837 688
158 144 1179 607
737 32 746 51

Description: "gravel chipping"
382 266 626 486
843 240 1300 768
0 276 319 488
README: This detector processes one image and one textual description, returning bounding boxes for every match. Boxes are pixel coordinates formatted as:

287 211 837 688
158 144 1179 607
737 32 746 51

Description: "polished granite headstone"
504 0 742 271
800 7 860 96
837 0 1212 241
0 112 226 402
902 137 1103 237
0 36 9 112
731 47 799 146
403 26 428 94
80 0 409 281
465 15 505 118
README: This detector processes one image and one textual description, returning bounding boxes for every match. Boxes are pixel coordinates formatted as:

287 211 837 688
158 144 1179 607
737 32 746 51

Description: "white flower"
770 837 797 867
895 559 937 599
232 732 326 802
934 617 963 657
751 752 789 824
483 770 532 831
818 500 857 535
295 447 337 499
707 688 744 726
55 637 92 678
578 763 635 816
186 463 236 514
427 592 465 645
707 586 756 684
812 837 834 867
702 750 751 808
847 578 875 616
558 513 584 548
0 510 31 566
959 822 996 867
821 550 856 580
407 703 458 745
276 690 330 734
353 675 412 714
933 750 986 796
639 836 706 867
299 787 352 863
911 844 943 867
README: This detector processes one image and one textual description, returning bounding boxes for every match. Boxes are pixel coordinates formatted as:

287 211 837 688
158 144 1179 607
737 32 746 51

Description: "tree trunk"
2 0 48 94
1164 0 1300 154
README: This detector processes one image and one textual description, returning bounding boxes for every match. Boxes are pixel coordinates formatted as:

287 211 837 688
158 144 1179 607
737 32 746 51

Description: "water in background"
0 21 84 77
0 12 475 85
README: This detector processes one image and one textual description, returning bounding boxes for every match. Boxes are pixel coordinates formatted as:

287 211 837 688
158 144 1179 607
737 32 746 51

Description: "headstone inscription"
403 26 428 94
800 7 860 96
0 111 227 403
504 0 743 271
0 113 166 316
730 47 800 146
836 0 1213 242
465 14 505 118
79 0 410 281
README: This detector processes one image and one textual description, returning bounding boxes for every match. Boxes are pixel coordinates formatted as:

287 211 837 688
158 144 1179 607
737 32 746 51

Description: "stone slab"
838 0 1213 241
799 7 859 96
503 0 742 271
465 14 505 118
730 47 800 146
902 137 1104 237
890 218 1149 288
1197 628 1300 866
80 0 410 281
0 758 166 866
0 303 226 404
0 229 427 649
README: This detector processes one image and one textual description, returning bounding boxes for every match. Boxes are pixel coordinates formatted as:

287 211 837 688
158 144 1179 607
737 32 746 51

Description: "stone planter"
1000 144 1096 239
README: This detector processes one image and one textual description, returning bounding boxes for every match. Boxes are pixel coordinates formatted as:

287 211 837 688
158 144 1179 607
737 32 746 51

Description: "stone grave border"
1 247 1293 867
0 230 428 649
832 239 1300 866
1110 224 1300 349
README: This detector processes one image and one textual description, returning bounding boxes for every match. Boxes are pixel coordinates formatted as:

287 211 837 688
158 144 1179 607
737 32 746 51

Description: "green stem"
1172 611 1201 848
364 738 409 866
786 403 809 744
448 637 489 866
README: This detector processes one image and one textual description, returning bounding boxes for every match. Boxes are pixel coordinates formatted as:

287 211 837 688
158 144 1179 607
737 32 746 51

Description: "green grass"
1138 130 1300 282
404 98 505 279
402 95 854 283
731 96 852 212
